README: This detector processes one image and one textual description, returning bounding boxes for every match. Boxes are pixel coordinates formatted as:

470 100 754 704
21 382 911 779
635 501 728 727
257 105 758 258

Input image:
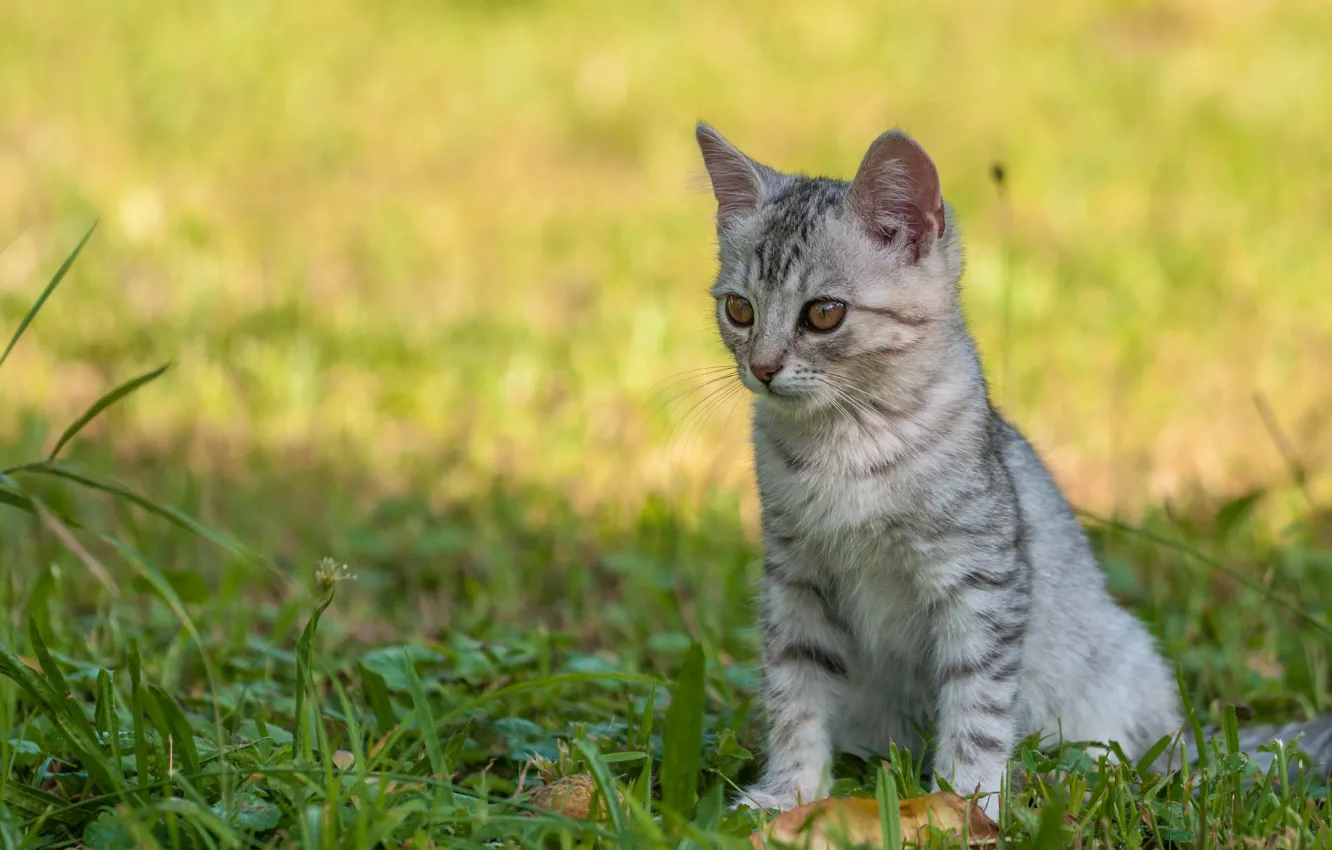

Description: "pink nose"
751 362 783 384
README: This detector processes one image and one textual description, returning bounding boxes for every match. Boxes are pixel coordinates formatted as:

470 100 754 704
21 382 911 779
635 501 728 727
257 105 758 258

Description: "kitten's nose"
751 362 783 384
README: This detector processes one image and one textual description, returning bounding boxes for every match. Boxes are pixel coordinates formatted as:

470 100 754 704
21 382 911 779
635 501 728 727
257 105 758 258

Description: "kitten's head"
695 122 964 416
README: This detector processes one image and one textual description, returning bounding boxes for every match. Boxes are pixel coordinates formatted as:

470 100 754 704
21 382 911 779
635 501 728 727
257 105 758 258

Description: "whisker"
719 382 751 436
701 383 750 464
641 365 735 405
668 380 746 471
838 381 956 467
664 379 738 450
644 364 735 394
645 372 738 422
835 378 956 450
830 387 880 443
820 381 903 467
676 381 742 453
831 373 922 417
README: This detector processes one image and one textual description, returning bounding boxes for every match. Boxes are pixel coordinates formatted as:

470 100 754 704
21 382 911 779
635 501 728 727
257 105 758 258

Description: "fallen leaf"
529 773 622 820
331 750 355 770
749 791 999 849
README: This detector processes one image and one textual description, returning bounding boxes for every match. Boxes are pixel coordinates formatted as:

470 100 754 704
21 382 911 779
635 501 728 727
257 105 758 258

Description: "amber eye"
724 294 754 326
803 300 846 331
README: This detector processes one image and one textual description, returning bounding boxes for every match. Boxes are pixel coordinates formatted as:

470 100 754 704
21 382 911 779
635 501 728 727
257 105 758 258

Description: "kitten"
692 121 1329 816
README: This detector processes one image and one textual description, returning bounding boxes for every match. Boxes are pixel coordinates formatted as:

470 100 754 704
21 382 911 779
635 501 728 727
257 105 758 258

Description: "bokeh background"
3 0 1331 583
4 4 1332 844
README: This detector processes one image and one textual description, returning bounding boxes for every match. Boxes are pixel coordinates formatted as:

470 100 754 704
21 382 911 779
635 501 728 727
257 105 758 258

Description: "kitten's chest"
758 450 924 532
812 526 933 642
754 423 957 654
762 459 947 644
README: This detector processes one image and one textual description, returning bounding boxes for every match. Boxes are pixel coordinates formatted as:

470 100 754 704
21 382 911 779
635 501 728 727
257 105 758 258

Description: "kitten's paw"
729 785 802 812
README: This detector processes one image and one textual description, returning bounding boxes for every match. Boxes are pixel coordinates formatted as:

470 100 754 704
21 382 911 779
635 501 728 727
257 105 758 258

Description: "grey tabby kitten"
692 121 1330 816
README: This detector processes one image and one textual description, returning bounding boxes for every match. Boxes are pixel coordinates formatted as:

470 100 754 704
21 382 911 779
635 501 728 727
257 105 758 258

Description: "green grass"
2 0 1331 513
3 0 1332 846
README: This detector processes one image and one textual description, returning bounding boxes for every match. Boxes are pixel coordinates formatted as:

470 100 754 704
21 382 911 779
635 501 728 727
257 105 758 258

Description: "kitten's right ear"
695 122 765 229
846 130 945 262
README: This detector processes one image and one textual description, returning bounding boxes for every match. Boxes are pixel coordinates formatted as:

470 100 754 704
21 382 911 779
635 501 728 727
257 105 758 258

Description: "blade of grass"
147 685 201 779
1028 789 1068 850
35 500 119 597
877 762 903 850
329 673 365 771
294 586 336 765
313 671 339 821
632 685 656 812
142 682 178 787
1222 704 1240 755
659 641 705 823
692 780 723 831
9 461 259 564
0 480 87 531
358 661 398 734
102 537 210 662
95 669 128 801
573 739 628 835
0 485 36 516
403 647 445 780
48 362 170 461
1177 667 1209 774
24 617 86 734
637 684 657 751
1134 733 1176 777
128 640 152 788
0 780 85 827
0 221 96 372
1177 667 1210 850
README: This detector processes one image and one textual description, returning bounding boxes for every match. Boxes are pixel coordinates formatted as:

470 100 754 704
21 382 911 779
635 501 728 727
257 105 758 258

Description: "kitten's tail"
1196 716 1332 780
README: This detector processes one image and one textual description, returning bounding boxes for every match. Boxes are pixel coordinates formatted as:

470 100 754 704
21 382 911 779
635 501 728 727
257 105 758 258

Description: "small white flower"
315 557 357 592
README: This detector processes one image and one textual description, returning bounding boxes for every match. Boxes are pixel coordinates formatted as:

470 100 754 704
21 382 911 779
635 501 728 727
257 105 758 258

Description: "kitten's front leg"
929 553 1030 819
736 570 851 811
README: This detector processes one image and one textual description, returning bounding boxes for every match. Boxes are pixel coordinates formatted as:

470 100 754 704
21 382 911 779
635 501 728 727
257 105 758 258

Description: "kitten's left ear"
845 130 945 262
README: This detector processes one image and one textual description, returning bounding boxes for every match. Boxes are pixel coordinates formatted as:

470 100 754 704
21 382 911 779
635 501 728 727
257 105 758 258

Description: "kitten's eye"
803 300 846 331
725 295 754 327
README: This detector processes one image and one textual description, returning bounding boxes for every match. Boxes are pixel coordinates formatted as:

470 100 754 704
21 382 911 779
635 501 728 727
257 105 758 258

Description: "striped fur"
694 122 1331 816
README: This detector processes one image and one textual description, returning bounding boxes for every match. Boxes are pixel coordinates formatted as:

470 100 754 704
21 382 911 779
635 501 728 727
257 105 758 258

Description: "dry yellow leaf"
749 791 999 849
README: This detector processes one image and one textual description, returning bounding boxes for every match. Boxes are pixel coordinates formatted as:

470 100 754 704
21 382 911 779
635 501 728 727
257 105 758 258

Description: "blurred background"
4 7 1332 844
2 0 1330 593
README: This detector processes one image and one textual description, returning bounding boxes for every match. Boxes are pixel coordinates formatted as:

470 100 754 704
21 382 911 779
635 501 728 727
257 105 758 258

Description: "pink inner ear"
847 131 945 255
696 123 763 225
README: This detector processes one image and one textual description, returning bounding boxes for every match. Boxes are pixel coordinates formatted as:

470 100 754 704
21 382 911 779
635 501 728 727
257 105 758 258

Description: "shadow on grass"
1 409 761 669
5 399 1332 704
4 403 1330 711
